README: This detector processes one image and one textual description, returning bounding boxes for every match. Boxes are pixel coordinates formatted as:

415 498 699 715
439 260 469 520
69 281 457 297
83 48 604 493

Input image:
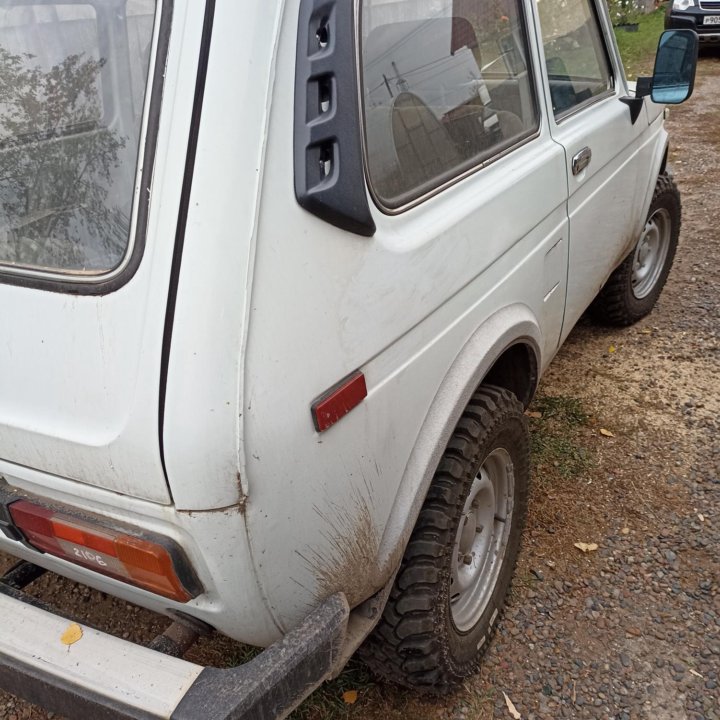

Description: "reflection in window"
535 0 612 117
0 1 157 275
361 0 539 209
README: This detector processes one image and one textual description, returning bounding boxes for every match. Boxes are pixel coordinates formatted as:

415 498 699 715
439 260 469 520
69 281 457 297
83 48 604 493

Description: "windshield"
0 0 157 276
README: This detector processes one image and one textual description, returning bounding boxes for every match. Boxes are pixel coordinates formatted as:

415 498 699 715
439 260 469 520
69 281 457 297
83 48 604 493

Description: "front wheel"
360 385 529 693
590 173 681 326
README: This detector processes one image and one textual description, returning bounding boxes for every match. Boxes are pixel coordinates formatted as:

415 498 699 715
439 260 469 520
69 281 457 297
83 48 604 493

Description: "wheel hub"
632 207 671 299
450 448 514 632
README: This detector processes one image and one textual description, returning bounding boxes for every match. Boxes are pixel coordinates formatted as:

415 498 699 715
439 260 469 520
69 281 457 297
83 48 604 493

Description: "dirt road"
1 55 718 720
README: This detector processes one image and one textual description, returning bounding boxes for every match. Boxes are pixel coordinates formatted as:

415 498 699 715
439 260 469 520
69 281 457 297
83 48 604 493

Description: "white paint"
0 592 203 718
0 2 208 503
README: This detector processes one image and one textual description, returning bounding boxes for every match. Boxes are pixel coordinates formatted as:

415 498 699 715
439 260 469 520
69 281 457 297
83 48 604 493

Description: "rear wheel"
360 385 529 693
590 173 681 326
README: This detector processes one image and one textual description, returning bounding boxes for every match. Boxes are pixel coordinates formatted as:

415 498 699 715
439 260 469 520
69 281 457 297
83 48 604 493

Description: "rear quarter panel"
239 0 570 631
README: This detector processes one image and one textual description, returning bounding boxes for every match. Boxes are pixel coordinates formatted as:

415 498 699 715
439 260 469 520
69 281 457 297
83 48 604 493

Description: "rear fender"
375 304 542 574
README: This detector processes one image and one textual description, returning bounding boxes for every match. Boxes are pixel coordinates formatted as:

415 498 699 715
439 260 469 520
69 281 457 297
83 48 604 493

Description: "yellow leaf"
342 690 358 705
525 411 542 419
640 328 652 335
503 691 521 719
60 623 83 646
621 527 630 535
600 428 615 438
608 345 616 354
574 542 599 553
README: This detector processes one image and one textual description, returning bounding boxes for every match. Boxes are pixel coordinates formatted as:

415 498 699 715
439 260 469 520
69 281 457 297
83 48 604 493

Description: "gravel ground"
1 53 719 720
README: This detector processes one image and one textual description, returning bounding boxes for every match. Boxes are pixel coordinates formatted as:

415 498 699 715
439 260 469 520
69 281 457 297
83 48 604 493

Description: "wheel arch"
375 304 542 575
640 131 671 238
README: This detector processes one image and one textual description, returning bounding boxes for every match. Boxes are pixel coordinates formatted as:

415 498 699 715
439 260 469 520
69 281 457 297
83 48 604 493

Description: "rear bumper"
0 572 349 720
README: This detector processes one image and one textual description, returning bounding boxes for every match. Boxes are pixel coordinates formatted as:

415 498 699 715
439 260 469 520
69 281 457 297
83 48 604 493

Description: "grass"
529 394 593 479
613 6 668 79
289 660 377 720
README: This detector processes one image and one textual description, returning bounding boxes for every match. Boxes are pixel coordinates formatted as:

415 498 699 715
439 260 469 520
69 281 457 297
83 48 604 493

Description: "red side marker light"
311 371 367 432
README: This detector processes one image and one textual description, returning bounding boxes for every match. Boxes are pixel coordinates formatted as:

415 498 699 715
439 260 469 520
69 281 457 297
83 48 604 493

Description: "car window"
535 0 613 118
361 0 540 210
0 1 157 277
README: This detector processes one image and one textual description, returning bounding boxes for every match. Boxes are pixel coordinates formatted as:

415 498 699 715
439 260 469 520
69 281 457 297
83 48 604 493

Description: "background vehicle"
666 0 720 46
0 0 697 717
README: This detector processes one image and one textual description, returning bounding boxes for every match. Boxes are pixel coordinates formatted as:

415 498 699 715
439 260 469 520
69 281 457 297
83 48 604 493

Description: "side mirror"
634 30 699 104
650 29 698 104
624 29 698 123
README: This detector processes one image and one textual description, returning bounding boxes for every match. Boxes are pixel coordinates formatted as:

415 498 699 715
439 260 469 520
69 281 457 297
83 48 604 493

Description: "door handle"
572 147 592 176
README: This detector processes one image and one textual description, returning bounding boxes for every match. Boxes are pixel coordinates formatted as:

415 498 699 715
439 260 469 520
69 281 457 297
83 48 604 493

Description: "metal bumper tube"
0 583 349 720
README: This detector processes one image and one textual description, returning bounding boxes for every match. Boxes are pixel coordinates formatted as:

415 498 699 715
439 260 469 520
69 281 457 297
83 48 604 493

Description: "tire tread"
359 385 528 693
590 173 681 327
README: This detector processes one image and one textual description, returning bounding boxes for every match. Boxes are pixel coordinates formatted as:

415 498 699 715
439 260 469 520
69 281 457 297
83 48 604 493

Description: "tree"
0 47 129 273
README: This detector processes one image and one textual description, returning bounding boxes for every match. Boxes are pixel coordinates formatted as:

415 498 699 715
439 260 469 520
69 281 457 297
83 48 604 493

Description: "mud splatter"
298 485 381 608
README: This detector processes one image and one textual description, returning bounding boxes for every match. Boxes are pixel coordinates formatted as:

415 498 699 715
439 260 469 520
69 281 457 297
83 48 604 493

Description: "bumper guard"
0 562 349 720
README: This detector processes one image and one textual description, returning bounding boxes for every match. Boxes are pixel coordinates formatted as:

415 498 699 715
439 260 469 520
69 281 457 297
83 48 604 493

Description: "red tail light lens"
9 500 198 603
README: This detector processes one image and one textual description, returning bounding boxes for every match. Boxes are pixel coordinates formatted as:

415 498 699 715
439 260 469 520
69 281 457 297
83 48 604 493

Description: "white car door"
0 2 202 503
534 0 653 336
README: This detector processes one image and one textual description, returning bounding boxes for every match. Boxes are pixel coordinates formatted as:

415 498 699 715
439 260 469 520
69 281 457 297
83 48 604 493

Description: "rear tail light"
8 500 200 603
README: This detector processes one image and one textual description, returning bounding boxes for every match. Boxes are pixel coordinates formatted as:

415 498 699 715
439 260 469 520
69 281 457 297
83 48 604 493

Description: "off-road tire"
360 385 529 693
590 173 681 326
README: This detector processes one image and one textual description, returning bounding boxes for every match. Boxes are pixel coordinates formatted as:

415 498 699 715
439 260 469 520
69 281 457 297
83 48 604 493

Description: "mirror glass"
651 30 698 104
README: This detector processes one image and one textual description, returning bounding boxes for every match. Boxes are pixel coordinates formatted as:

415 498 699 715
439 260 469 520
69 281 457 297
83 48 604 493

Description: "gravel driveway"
1 54 718 720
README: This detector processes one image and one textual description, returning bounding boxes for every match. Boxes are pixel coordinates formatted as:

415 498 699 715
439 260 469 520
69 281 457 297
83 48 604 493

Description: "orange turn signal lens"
9 500 199 603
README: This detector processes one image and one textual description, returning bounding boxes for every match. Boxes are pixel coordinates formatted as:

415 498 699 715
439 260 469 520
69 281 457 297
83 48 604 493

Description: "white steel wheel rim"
450 448 514 632
632 207 671 300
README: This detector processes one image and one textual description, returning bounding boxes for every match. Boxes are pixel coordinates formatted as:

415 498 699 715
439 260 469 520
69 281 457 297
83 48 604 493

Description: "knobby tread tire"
590 173 681 327
360 385 529 693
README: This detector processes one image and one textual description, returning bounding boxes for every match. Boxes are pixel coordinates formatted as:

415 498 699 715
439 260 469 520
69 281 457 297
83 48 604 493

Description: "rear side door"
534 0 652 335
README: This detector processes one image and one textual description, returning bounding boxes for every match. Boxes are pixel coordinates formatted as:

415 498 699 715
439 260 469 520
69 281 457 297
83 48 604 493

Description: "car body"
0 0 697 717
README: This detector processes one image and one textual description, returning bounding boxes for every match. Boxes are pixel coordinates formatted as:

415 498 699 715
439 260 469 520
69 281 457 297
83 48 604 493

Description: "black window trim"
356 0 543 216
0 0 173 296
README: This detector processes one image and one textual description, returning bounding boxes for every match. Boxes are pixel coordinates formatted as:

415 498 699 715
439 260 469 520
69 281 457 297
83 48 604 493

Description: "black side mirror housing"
621 29 699 124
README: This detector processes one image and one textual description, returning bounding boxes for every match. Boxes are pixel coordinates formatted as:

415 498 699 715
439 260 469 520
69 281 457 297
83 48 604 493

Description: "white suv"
0 1 697 718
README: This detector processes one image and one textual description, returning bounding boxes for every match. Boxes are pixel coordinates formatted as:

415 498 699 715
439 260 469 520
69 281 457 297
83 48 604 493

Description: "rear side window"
361 0 539 210
0 1 157 276
536 0 613 118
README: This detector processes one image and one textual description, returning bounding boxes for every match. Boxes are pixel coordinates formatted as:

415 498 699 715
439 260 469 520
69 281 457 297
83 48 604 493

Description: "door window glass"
361 0 540 210
0 1 157 276
536 0 613 118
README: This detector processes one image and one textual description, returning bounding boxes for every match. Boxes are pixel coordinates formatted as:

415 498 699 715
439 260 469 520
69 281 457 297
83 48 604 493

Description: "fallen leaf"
608 345 616 353
698 514 705 523
600 428 615 438
525 411 542 419
60 623 83 646
621 527 630 535
640 328 652 335
342 690 358 705
574 542 599 553
689 668 704 679
503 691 521 719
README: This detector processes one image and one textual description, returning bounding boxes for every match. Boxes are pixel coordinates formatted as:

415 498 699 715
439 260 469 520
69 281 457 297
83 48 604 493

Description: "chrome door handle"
572 147 592 176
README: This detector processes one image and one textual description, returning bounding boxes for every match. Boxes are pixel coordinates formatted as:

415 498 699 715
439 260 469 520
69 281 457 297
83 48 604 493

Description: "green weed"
613 7 667 79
